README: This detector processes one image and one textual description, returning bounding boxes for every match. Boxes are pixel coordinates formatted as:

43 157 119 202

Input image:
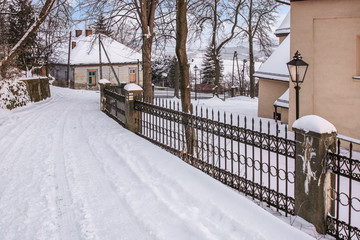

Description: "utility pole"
99 34 103 80
66 31 71 88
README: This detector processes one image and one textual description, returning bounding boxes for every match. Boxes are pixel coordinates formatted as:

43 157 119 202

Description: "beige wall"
290 0 360 139
258 78 289 120
73 64 143 90
278 35 288 45
277 107 289 124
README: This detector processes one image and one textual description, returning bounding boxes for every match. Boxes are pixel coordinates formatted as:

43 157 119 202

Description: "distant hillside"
187 45 266 62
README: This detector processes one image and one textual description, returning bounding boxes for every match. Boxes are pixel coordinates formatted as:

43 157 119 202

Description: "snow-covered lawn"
0 86 316 240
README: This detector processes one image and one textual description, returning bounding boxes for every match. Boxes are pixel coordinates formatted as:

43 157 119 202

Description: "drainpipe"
67 31 71 88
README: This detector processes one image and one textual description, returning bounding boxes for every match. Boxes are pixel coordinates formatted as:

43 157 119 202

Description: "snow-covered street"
0 86 314 240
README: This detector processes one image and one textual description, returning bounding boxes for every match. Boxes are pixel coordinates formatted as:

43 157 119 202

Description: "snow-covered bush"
0 78 30 110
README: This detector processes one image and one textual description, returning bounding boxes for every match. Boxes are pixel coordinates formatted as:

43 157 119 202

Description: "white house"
50 30 143 90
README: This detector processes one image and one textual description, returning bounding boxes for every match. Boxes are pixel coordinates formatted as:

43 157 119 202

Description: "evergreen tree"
93 15 113 37
167 56 179 89
201 44 223 85
151 56 172 86
7 0 36 69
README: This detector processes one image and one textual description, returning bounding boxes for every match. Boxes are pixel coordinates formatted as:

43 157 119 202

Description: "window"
88 70 97 85
273 112 281 121
356 35 360 79
129 68 137 83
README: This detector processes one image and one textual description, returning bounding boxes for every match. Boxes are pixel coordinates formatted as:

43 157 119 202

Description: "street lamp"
241 59 247 95
194 65 198 100
287 51 309 120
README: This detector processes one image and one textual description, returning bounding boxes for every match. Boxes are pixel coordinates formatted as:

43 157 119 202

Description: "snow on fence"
101 84 360 239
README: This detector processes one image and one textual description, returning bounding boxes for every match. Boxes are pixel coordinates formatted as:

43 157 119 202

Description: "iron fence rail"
327 140 360 240
104 88 126 126
134 99 296 216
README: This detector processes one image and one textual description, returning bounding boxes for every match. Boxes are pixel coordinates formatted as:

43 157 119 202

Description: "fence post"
124 83 143 133
99 79 111 111
231 86 236 97
292 115 337 234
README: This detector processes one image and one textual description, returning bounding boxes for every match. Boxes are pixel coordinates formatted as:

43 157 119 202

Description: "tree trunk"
212 0 219 96
174 60 180 98
138 0 157 101
249 35 255 98
176 0 190 113
248 0 255 98
176 0 195 160
142 36 153 101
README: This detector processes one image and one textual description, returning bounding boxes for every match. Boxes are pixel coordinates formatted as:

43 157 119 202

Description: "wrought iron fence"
104 86 126 126
327 139 360 240
134 98 296 216
102 86 360 239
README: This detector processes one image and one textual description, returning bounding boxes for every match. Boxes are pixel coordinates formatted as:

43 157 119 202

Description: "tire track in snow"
109 142 249 240
48 103 80 239
0 91 61 162
92 120 265 239
0 97 62 239
61 111 157 239
0 90 60 133
80 116 221 239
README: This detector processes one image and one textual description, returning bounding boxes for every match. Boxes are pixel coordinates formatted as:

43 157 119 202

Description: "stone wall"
20 77 51 102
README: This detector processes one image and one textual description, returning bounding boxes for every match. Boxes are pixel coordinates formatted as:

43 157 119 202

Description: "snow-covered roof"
54 34 142 65
253 35 290 82
275 11 290 36
274 89 289 108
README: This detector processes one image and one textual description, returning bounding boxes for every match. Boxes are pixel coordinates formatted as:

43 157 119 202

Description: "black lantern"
287 51 308 119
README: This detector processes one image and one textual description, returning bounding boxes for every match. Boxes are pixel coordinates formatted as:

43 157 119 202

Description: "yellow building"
289 0 360 140
255 11 290 123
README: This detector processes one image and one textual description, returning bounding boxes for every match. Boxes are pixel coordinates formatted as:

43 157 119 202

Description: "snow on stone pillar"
292 115 337 234
99 79 111 111
124 83 143 133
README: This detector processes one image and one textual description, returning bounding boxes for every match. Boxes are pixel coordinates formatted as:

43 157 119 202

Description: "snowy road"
0 86 314 240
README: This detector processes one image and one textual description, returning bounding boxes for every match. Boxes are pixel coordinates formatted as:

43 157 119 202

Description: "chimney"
75 30 82 37
85 29 93 37
72 41 76 49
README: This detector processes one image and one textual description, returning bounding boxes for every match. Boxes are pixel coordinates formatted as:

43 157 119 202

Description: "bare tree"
190 0 244 96
1 0 58 78
237 0 279 98
139 0 158 100
35 0 71 75
176 0 190 114
77 0 160 100
176 0 196 158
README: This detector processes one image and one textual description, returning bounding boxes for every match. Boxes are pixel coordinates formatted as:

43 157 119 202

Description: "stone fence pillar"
20 77 51 102
99 79 111 111
292 115 337 234
123 83 143 133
